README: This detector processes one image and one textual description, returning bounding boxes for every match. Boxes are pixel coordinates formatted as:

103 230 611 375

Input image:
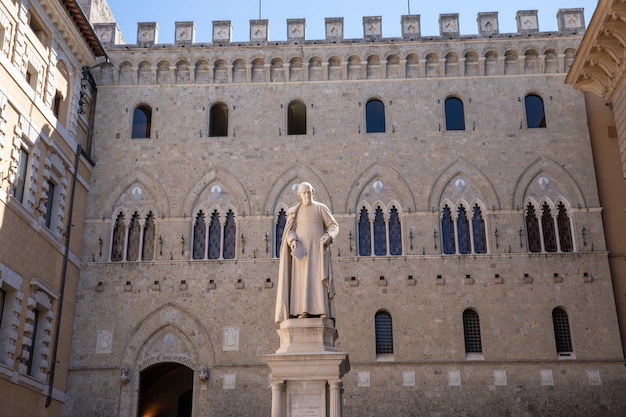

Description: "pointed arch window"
208 210 221 260
358 207 371 256
388 207 402 256
132 105 152 138
525 94 546 128
552 307 573 357
275 208 286 258
525 203 541 253
223 209 236 259
456 205 471 254
375 311 393 355
142 212 156 261
471 205 487 254
209 102 228 137
541 203 557 252
557 202 573 252
445 97 465 131
287 100 306 135
441 205 455 255
463 309 483 356
192 211 206 260
126 212 141 261
373 207 387 256
111 212 126 261
365 99 385 133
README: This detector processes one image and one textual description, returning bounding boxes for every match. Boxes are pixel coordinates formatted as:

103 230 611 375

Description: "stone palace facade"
58 6 626 417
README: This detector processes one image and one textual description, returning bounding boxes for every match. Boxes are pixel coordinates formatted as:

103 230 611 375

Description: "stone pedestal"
264 318 350 417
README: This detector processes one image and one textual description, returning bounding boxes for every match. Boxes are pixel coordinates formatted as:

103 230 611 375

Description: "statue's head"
297 182 315 205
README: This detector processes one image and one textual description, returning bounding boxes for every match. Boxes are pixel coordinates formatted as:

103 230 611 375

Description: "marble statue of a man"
275 182 339 324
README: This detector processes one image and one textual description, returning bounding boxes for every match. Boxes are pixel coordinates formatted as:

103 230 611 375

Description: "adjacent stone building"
60 5 626 417
0 0 107 416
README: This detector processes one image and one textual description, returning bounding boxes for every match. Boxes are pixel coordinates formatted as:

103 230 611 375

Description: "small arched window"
456 205 471 254
375 311 394 355
541 202 557 253
463 309 483 356
142 212 156 261
126 212 141 261
209 102 228 137
287 100 307 135
552 307 573 357
111 212 126 262
132 105 152 138
557 202 573 252
388 206 402 256
192 211 206 260
365 99 385 133
441 205 455 255
208 210 221 260
525 94 546 128
223 209 236 259
373 206 387 256
471 205 487 254
525 203 541 253
445 97 465 131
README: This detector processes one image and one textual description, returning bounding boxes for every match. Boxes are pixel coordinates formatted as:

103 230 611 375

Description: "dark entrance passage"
138 362 193 417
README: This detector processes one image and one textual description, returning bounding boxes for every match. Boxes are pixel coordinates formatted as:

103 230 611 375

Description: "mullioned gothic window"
192 208 236 260
358 205 403 256
525 200 573 253
441 203 487 255
111 211 156 262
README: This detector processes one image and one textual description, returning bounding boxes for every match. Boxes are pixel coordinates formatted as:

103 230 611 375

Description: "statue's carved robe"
275 201 339 324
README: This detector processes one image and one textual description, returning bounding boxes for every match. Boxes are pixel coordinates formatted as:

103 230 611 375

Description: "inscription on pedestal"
290 394 324 417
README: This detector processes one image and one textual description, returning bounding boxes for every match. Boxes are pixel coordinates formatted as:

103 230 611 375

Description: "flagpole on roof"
259 0 262 19
408 0 411 15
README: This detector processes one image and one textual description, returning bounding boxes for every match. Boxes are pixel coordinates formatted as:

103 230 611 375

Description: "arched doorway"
138 362 193 417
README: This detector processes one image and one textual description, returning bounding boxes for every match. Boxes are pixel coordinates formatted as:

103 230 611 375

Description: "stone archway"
138 362 194 417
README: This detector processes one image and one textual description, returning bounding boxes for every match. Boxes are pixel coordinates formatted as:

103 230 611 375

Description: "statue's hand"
289 239 298 250
321 235 332 246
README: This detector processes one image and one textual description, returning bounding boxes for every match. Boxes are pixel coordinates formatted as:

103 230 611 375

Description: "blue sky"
105 0 599 44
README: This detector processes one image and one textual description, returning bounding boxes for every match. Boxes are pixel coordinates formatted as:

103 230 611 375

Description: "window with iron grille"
552 307 573 355
375 311 393 355
463 309 483 354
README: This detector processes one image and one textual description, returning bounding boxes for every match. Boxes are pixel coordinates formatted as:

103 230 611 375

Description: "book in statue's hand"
291 241 307 260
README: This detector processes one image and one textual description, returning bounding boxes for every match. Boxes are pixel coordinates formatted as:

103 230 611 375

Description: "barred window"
375 311 393 355
275 208 286 258
552 307 573 356
463 309 483 355
358 207 371 256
